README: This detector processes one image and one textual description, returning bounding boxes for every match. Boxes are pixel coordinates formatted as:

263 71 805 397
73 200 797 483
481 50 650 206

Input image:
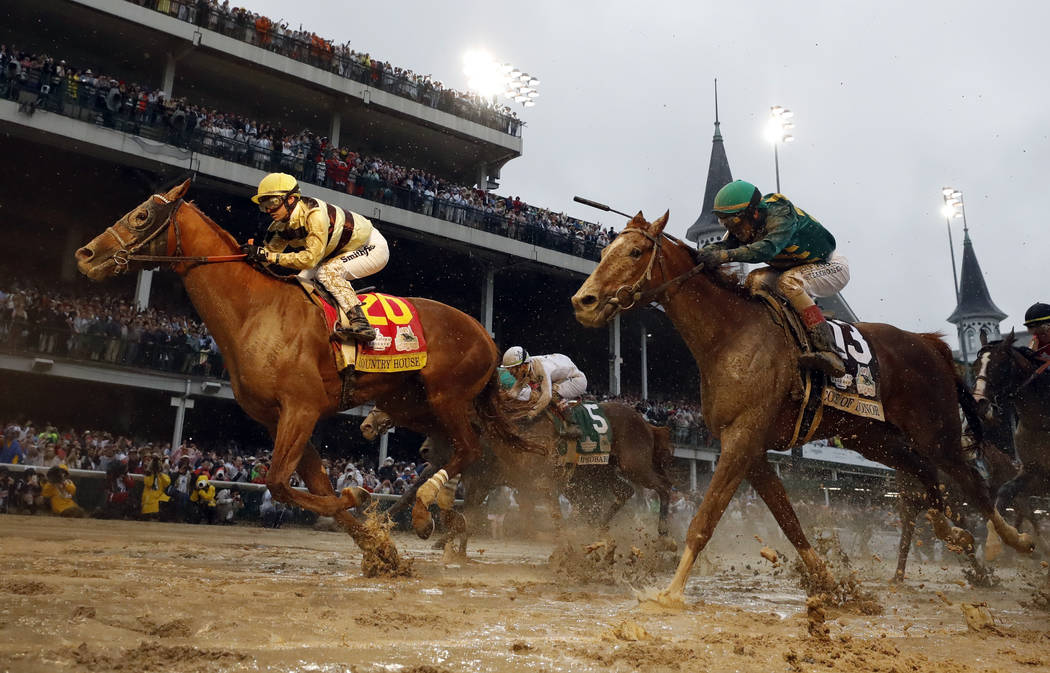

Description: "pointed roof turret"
686 79 734 244
946 228 1006 324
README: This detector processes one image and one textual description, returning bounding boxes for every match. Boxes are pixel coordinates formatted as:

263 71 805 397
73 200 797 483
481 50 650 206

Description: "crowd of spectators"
126 0 523 136
1 45 612 261
0 278 224 377
0 416 427 525
597 393 714 448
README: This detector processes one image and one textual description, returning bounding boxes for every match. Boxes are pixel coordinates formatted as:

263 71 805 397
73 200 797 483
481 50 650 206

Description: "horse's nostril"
75 247 94 262
579 295 597 307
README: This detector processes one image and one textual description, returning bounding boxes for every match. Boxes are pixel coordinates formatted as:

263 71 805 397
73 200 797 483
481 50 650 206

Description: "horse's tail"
649 424 674 477
476 371 547 455
921 332 983 444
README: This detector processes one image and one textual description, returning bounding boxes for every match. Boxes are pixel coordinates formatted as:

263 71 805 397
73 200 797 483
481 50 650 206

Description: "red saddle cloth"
314 292 427 372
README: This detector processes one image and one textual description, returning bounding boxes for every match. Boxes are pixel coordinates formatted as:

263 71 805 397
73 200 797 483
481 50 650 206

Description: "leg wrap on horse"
416 468 449 506
436 476 459 510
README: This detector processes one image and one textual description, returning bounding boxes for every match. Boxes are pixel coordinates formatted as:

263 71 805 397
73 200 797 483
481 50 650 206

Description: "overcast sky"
247 0 1048 344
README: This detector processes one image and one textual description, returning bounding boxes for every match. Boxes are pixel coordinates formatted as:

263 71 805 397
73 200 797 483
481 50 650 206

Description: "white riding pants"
745 252 850 300
554 372 588 401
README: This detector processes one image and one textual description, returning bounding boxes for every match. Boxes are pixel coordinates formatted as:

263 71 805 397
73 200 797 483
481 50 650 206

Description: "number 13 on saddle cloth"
821 320 884 422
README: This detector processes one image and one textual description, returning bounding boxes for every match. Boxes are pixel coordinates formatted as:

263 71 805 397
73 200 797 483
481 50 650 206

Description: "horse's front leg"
296 442 402 575
651 422 760 607
267 409 362 516
413 409 482 538
747 458 835 593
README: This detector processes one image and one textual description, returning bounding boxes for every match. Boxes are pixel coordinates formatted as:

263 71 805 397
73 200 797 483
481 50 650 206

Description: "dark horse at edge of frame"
74 180 529 574
972 333 1050 560
570 211 1033 606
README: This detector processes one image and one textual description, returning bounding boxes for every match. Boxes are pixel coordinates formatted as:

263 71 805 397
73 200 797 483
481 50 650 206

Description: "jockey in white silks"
501 347 588 420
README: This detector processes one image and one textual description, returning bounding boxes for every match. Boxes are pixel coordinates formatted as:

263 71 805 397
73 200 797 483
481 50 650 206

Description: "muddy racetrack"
0 513 1047 673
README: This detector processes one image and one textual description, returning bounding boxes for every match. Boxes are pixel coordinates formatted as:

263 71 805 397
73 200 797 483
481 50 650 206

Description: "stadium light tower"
765 105 795 192
940 187 964 304
463 50 539 108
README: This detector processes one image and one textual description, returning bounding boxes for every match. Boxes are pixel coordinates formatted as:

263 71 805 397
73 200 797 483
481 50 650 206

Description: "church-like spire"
946 228 1006 324
686 79 734 244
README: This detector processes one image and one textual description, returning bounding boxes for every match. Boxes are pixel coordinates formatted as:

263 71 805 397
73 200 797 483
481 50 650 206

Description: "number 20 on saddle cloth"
309 290 428 373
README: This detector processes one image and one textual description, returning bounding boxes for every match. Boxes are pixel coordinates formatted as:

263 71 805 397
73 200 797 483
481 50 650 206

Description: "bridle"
973 344 1047 415
602 226 707 314
105 194 246 274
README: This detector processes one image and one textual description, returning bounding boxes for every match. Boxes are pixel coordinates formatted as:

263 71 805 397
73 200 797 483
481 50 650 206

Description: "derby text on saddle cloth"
355 293 428 373
821 320 885 422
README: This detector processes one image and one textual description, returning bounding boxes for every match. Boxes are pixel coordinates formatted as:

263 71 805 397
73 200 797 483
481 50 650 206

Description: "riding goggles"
716 212 745 227
257 195 284 213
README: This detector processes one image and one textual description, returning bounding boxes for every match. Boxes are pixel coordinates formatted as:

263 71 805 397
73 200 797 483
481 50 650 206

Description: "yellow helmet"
251 172 299 204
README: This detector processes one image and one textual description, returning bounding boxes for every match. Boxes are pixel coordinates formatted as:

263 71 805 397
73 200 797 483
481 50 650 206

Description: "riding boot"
798 321 846 378
334 304 376 343
551 401 583 439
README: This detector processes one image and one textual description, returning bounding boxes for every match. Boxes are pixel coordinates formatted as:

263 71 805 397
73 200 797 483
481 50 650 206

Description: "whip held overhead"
573 196 634 219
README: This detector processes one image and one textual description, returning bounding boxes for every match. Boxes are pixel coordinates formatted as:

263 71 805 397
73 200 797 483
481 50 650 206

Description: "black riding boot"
334 304 376 343
799 321 846 378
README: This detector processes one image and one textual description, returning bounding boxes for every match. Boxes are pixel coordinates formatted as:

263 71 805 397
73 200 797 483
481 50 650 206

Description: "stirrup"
799 351 846 378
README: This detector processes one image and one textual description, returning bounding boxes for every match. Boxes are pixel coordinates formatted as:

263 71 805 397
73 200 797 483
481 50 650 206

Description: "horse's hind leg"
596 472 634 532
747 458 835 592
894 487 921 582
941 459 1033 554
296 443 401 573
414 407 483 538
266 409 363 516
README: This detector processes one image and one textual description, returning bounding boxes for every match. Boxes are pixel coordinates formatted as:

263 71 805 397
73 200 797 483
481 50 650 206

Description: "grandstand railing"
124 0 522 137
2 67 602 262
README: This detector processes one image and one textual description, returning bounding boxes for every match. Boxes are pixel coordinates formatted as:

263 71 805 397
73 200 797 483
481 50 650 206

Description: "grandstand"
0 0 892 496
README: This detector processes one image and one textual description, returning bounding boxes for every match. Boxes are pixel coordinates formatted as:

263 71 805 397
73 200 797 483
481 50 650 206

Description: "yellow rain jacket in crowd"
41 480 77 515
263 197 374 270
141 472 171 515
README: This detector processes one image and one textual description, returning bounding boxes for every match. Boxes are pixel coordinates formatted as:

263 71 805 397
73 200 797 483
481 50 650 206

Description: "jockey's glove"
240 244 272 265
695 248 728 268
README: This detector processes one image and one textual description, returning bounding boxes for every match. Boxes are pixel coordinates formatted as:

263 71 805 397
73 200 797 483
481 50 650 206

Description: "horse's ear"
650 211 670 236
164 179 191 202
980 330 989 347
628 211 647 226
1006 328 1016 346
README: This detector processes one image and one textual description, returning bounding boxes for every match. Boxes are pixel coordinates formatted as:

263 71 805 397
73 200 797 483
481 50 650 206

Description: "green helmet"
713 180 762 214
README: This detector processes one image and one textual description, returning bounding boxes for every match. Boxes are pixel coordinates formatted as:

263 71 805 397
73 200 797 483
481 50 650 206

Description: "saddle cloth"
552 402 613 466
298 281 427 373
754 291 885 446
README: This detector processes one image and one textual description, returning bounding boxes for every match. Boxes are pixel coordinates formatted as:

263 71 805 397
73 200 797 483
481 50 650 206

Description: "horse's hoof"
949 526 975 553
412 500 435 540
1017 532 1035 553
343 486 371 510
635 587 686 610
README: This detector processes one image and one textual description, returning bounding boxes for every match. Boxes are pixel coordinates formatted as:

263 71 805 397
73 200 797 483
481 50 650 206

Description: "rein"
108 195 247 273
606 228 706 312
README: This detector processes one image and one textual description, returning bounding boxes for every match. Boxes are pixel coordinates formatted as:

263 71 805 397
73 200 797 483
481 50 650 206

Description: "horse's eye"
629 247 642 258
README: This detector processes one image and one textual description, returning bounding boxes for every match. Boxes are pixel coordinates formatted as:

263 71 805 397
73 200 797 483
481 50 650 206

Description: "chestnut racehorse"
75 180 520 572
571 211 1033 604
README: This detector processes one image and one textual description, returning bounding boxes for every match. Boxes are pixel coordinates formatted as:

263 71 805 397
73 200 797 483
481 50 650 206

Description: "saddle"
752 289 826 446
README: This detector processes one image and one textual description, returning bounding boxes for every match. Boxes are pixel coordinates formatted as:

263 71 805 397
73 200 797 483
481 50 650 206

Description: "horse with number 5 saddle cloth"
74 179 536 575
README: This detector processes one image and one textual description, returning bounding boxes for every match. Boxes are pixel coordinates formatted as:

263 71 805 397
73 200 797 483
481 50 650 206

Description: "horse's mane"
183 201 241 250
183 201 297 283
666 233 751 300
